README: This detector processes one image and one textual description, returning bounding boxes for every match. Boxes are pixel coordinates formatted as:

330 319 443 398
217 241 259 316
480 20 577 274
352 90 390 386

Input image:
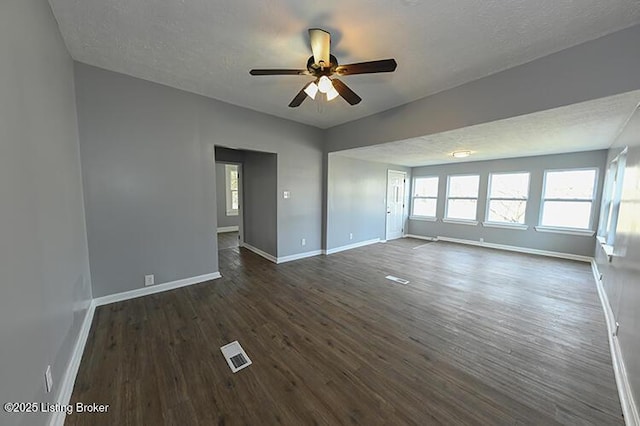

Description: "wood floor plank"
65 239 623 425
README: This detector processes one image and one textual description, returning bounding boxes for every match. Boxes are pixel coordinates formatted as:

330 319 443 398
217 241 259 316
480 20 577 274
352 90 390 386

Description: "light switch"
283 191 290 199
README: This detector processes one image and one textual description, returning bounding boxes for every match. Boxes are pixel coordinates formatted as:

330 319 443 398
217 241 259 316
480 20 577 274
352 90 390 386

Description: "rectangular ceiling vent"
385 275 410 285
220 340 252 373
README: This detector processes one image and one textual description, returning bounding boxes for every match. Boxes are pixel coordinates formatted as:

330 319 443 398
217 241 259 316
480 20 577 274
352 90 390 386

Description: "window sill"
482 222 528 230
442 218 478 226
534 226 595 236
410 216 437 222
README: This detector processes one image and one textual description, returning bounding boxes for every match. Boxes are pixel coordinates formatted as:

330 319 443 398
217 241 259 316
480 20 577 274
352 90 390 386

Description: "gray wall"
325 25 640 153
327 155 411 250
596 105 640 412
243 151 278 255
215 163 240 229
75 63 219 297
0 1 92 425
75 63 323 297
408 151 607 257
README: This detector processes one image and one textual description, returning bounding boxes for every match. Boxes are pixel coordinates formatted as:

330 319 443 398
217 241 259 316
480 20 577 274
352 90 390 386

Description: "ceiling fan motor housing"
307 54 339 76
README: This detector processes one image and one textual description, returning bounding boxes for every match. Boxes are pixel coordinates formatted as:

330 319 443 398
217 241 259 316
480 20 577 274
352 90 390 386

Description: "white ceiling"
335 91 640 167
48 0 640 129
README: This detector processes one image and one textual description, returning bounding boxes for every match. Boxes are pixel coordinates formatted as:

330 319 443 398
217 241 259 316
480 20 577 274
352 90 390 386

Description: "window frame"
537 167 598 233
225 164 239 217
444 173 480 223
598 149 627 247
483 171 530 228
410 176 439 220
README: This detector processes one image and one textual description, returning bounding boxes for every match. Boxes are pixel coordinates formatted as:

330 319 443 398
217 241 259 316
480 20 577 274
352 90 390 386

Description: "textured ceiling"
48 0 640 128
336 91 640 167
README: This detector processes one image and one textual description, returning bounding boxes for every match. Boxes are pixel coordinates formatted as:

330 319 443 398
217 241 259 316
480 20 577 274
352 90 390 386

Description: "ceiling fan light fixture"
326 85 339 101
317 76 333 94
304 82 319 100
452 150 471 158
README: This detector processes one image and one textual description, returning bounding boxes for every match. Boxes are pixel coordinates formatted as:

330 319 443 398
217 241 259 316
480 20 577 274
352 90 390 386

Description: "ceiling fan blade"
288 82 313 108
335 59 397 76
331 79 362 105
250 69 309 76
309 28 331 66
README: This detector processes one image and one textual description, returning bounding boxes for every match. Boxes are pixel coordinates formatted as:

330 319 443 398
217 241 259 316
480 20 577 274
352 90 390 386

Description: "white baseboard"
277 250 323 264
217 226 239 233
435 235 592 263
241 242 278 263
48 299 96 426
323 238 380 255
592 260 640 426
404 234 438 242
93 272 222 306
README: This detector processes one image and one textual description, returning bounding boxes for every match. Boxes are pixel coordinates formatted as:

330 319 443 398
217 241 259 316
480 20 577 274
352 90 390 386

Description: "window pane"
230 171 238 191
231 190 239 210
541 201 592 229
413 198 437 217
447 199 477 220
487 200 527 224
414 177 438 197
544 170 596 199
489 173 529 199
448 175 479 198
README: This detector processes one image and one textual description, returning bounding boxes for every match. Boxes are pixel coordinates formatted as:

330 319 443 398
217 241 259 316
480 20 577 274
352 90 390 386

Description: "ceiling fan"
249 28 397 108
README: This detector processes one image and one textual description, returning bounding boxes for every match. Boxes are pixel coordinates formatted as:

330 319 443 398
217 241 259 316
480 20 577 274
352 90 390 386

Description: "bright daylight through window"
446 175 479 221
412 177 439 218
540 169 597 229
225 164 239 216
486 172 530 224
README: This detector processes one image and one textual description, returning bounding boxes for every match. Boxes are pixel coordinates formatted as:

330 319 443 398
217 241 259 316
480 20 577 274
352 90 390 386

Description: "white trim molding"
93 272 222 306
435 236 592 262
442 218 479 226
591 260 640 426
217 226 239 233
241 242 278 263
409 216 438 222
534 226 596 236
482 222 528 230
404 234 438 242
277 250 323 264
48 300 97 426
323 238 380 255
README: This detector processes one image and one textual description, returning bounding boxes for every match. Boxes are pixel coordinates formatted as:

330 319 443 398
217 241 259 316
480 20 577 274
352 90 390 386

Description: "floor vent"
221 341 252 373
385 275 410 285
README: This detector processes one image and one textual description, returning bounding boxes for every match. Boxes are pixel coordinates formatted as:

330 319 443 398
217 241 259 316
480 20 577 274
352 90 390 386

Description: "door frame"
385 170 407 241
217 161 244 248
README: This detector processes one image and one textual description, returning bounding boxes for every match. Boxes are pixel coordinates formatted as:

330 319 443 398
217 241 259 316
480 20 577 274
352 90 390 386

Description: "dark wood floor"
217 231 239 250
66 239 623 425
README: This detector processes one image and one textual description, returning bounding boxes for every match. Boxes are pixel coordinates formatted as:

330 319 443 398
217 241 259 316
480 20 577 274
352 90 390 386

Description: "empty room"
2 1 640 425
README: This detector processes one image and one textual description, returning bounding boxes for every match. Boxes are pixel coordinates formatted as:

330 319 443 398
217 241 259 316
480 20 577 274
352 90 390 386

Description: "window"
486 172 530 225
411 177 439 218
540 169 597 230
225 164 239 216
598 149 627 246
445 175 479 221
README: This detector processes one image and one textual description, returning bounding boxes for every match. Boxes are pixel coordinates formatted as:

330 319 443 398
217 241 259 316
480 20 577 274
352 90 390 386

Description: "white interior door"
386 170 406 240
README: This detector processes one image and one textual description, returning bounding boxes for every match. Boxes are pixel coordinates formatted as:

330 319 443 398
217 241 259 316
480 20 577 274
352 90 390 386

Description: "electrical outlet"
349 233 353 240
301 238 306 246
144 274 155 286
479 238 484 244
283 191 290 199
45 365 53 393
